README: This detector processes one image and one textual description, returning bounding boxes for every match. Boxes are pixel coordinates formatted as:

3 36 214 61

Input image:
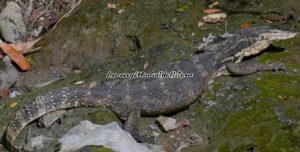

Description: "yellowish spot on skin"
9 102 18 108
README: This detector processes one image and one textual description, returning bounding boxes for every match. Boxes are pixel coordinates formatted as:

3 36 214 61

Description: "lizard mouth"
277 31 297 40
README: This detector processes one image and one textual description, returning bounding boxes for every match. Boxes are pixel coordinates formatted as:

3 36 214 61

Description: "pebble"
198 21 205 27
10 91 21 98
74 80 85 85
156 116 177 132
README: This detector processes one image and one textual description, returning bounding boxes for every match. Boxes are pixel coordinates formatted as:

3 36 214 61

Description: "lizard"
2 27 297 151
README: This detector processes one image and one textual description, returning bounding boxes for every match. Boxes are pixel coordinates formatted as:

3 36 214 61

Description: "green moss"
212 100 298 151
87 108 119 124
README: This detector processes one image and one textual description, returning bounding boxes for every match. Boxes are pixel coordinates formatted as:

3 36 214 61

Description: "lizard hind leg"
227 58 286 76
123 109 155 143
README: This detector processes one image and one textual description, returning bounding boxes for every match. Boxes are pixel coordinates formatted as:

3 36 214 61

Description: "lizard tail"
3 86 104 151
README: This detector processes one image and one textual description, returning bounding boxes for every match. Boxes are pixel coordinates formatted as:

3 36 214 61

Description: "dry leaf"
0 43 31 70
9 102 18 108
9 38 41 54
202 13 227 23
203 9 221 14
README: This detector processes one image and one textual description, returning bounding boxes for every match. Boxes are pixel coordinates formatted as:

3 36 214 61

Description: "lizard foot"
123 109 156 144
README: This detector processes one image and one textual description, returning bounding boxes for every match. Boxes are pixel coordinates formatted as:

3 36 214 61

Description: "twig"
48 0 82 35
24 0 35 24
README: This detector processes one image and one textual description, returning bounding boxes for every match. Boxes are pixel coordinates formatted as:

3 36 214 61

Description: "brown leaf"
0 88 10 98
0 43 31 70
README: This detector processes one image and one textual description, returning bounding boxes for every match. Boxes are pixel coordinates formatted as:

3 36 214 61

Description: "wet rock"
0 1 27 43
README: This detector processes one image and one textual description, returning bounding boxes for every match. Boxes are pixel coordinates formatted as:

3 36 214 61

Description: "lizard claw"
21 128 34 151
134 131 156 144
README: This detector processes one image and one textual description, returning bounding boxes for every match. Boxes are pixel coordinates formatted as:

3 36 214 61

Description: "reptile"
2 27 297 151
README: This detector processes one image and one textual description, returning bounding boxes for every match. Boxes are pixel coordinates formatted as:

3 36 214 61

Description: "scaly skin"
3 27 297 151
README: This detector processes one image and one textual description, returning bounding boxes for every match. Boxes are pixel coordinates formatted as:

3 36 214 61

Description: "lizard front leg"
227 58 286 76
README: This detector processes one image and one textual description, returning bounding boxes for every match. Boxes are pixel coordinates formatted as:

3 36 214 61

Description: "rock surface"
0 1 26 43
59 120 163 152
0 56 19 89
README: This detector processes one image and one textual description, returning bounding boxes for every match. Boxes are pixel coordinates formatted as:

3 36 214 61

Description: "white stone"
59 120 163 152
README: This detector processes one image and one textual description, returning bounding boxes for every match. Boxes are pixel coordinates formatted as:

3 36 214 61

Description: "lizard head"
255 28 297 41
202 27 296 64
228 27 297 62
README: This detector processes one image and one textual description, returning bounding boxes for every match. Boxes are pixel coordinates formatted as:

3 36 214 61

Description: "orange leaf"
203 9 221 14
9 37 41 54
0 43 31 70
